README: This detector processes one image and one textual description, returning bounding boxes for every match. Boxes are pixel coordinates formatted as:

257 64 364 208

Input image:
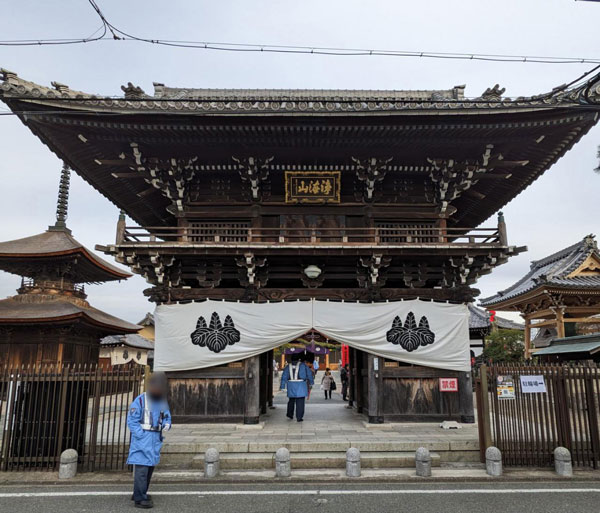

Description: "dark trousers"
342 382 348 400
287 397 306 421
133 464 154 502
324 390 332 399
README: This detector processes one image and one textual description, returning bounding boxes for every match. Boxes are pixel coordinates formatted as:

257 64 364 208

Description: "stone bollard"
554 447 573 477
485 446 502 477
204 448 220 478
275 447 291 478
58 449 78 479
346 447 361 477
415 447 432 477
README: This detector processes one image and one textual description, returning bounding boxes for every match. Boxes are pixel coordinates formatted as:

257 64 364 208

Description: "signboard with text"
519 375 547 393
285 171 341 203
497 375 515 400
439 377 458 392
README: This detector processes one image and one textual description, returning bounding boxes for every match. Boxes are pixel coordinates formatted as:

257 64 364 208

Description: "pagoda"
480 235 600 358
2 69 599 422
0 164 138 367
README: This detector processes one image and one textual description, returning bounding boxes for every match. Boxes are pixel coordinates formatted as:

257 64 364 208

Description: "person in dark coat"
280 354 314 422
341 364 350 401
127 372 172 509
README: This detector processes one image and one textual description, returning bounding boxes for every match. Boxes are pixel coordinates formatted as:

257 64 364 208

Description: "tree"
482 328 525 363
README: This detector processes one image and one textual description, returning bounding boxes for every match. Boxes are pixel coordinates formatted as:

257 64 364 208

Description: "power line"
0 0 599 65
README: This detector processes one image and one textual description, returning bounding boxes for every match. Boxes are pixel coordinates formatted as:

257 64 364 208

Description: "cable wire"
0 0 599 65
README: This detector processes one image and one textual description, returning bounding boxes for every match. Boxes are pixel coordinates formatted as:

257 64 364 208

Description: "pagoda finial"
49 162 71 233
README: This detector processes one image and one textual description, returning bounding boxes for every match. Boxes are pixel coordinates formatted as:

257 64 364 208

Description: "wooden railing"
120 225 502 245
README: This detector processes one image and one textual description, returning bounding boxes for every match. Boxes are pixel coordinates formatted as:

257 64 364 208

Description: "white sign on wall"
519 375 547 393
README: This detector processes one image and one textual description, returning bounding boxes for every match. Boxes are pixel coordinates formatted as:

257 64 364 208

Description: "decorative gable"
566 253 600 278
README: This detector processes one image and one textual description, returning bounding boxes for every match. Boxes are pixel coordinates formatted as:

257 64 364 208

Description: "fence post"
479 365 493 450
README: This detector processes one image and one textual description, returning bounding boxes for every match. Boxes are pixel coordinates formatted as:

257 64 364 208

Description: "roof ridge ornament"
49 162 71 233
479 84 506 101
121 82 146 99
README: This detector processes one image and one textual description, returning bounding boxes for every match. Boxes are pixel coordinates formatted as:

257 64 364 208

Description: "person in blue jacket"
280 354 314 422
127 372 172 509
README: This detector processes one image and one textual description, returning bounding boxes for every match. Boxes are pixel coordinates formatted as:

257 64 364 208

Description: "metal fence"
476 363 600 468
0 364 145 472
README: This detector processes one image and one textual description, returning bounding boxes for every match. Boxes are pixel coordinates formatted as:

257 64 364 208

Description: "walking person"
280 354 314 422
341 364 350 402
321 368 335 399
127 372 172 509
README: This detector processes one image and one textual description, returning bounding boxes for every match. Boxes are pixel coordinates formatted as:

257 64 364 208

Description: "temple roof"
468 303 524 331
0 295 139 333
0 227 131 283
2 69 600 227
101 333 154 350
480 235 600 308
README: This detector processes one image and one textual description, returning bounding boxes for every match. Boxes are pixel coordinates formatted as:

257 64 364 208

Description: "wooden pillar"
280 353 285 369
458 370 475 423
325 353 330 369
556 309 566 338
115 210 126 244
524 320 532 360
348 347 356 409
497 211 508 245
267 350 274 408
367 354 384 423
244 355 260 424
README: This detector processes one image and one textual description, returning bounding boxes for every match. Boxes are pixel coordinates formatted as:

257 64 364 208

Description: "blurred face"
148 384 164 400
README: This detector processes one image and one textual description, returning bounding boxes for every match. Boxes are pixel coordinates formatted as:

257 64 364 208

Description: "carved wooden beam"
144 286 479 303
130 142 198 211
196 261 222 288
232 156 274 201
428 145 500 214
236 253 268 288
351 157 393 202
358 254 391 288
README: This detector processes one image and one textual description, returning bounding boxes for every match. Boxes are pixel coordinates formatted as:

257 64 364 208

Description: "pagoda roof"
0 296 139 333
2 69 600 228
0 227 131 283
480 235 600 308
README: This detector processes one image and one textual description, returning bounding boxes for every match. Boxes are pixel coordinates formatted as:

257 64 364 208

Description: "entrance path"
163 371 480 466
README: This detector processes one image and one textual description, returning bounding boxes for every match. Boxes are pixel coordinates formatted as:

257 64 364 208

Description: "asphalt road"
1 482 599 513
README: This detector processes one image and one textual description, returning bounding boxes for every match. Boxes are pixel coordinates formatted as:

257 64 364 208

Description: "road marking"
1 488 600 498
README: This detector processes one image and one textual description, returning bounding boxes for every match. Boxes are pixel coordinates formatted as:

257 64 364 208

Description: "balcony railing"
119 225 503 245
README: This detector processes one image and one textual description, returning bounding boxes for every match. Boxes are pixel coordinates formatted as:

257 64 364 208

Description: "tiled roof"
101 333 154 350
138 312 154 327
0 296 139 333
468 304 524 331
0 228 130 282
534 333 600 356
480 235 600 306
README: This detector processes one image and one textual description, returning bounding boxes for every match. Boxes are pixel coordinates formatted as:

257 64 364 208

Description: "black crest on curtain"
190 312 241 353
386 312 436 352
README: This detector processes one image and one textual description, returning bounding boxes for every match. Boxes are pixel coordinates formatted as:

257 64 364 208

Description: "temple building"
0 164 138 367
480 234 600 359
2 69 599 423
467 304 524 358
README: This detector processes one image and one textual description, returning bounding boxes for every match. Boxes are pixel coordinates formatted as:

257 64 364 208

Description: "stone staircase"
160 439 479 470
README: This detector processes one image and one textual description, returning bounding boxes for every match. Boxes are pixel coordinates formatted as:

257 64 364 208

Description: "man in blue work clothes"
280 354 314 422
127 372 172 509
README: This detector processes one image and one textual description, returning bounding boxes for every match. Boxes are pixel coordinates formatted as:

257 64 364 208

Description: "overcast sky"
0 0 599 324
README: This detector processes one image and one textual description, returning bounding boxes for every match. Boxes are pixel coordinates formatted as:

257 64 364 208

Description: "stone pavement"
160 371 480 468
